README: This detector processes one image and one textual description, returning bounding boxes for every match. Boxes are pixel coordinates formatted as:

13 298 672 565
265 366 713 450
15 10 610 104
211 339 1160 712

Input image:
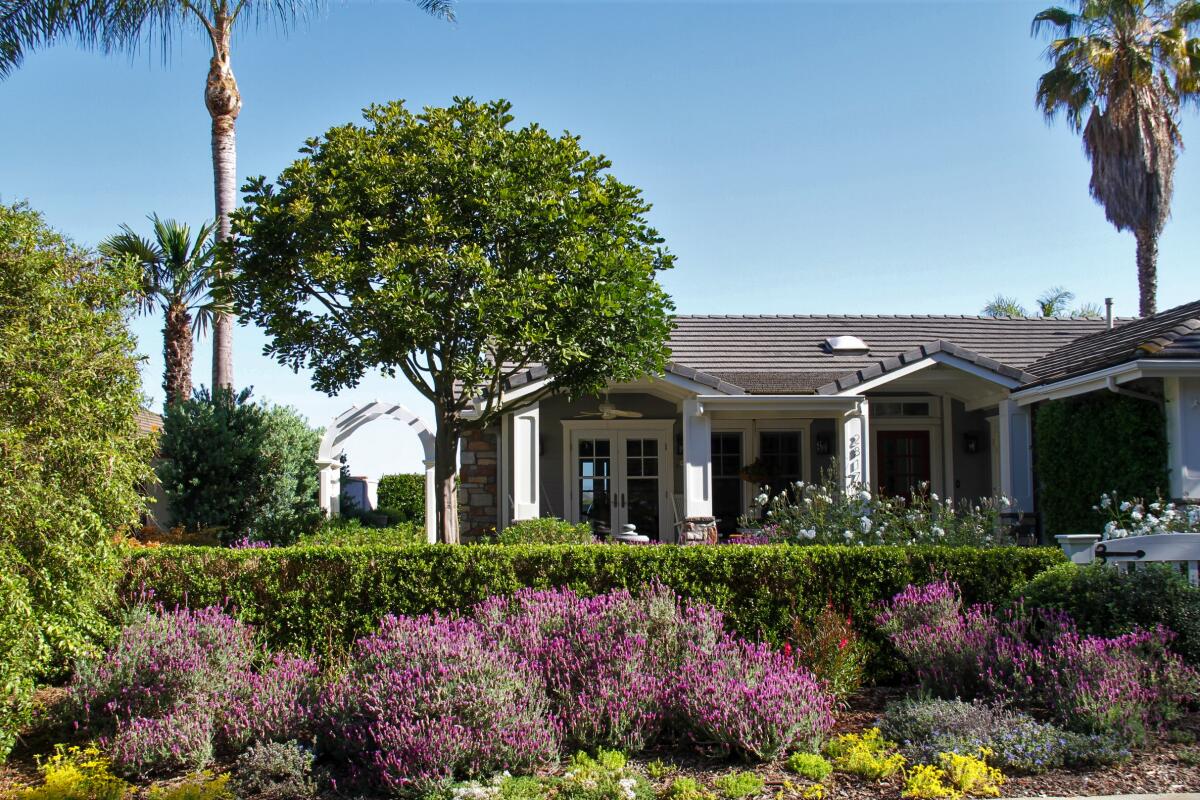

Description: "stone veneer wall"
459 428 498 539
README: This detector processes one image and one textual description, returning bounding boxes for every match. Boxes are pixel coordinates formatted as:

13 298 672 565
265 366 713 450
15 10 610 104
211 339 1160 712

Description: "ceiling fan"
580 395 643 420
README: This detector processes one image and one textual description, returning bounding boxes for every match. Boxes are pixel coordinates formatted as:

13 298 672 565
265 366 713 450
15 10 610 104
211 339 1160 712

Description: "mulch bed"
4 686 1200 798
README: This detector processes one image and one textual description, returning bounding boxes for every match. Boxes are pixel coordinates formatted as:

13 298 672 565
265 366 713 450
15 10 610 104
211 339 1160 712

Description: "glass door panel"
876 430 931 500
712 432 743 534
577 438 612 536
622 437 660 540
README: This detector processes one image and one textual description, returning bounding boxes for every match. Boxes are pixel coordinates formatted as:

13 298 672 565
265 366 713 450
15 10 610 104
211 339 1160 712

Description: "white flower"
801 528 817 540
755 493 768 506
860 517 873 534
843 530 854 541
1100 494 1112 509
931 493 939 502
932 526 945 538
1120 501 1133 512
858 490 872 502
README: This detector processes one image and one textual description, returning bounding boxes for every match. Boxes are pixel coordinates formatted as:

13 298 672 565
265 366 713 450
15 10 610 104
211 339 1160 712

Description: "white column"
423 458 436 543
941 397 955 501
840 399 869 491
512 403 540 520
1165 377 1200 502
316 459 340 518
499 413 512 530
998 399 1034 512
682 397 712 517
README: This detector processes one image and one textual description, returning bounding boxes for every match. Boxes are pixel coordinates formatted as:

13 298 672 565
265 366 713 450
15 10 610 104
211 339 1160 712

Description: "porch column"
316 459 340 518
998 399 1034 512
423 458 437 543
840 399 870 491
511 402 541 520
682 397 712 517
1165 377 1200 502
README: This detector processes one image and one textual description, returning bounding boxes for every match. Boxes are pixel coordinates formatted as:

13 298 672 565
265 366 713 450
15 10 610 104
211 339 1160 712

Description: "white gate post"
423 458 437 543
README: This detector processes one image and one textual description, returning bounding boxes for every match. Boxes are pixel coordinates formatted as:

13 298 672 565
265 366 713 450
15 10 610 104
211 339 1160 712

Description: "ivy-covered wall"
1034 390 1168 535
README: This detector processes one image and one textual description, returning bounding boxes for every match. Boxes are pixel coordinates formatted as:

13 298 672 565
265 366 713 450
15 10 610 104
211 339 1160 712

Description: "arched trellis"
316 401 437 543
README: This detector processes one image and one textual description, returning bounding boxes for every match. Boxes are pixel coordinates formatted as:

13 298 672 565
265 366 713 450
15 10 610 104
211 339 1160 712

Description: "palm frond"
1033 5 1079 37
1037 285 1076 316
982 295 1028 318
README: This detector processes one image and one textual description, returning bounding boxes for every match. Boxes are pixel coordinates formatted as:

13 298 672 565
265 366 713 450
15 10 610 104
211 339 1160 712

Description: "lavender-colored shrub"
675 635 835 760
317 614 558 796
879 580 1200 744
71 605 319 774
474 582 726 752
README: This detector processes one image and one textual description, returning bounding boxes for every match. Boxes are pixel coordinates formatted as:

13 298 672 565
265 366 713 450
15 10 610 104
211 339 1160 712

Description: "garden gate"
1091 533 1200 586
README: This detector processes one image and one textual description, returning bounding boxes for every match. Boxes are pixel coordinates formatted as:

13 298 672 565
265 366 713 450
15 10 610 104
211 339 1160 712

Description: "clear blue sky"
3 0 1198 477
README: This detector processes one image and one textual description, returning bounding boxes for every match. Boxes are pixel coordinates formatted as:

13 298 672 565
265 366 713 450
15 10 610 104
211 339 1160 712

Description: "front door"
571 428 671 540
876 430 932 499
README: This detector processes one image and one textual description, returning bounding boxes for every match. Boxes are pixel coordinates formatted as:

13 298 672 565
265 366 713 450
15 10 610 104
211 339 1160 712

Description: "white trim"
1012 359 1200 406
835 352 1026 396
499 413 511 530
560 419 676 540
942 397 955 502
695 395 862 414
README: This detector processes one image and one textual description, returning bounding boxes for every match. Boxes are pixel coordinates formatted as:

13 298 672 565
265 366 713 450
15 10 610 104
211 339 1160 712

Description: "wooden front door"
876 430 932 499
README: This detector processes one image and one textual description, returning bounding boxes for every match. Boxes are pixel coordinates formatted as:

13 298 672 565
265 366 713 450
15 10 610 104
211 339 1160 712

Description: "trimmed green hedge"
1034 393 1168 536
123 544 1063 663
376 473 425 522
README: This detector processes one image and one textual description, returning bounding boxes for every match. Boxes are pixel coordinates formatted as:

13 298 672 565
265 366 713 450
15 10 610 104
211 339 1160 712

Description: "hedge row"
123 544 1064 664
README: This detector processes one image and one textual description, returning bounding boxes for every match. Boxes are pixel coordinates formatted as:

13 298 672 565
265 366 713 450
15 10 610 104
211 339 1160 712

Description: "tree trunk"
206 16 241 392
1135 225 1158 317
163 305 194 407
434 415 461 544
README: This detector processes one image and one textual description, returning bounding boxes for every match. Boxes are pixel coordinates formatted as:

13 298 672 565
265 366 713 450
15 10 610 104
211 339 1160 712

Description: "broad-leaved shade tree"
229 98 676 542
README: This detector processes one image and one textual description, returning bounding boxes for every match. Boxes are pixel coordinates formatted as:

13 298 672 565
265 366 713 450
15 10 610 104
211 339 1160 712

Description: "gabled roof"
814 339 1035 395
667 315 1115 394
1023 299 1200 388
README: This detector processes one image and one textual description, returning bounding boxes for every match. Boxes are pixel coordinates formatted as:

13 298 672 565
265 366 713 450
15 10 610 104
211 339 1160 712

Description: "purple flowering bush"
475 582 726 752
675 636 835 760
70 605 318 775
316 614 559 796
878 579 1200 745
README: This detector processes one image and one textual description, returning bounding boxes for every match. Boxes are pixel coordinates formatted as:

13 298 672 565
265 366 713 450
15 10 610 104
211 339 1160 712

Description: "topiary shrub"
1034 393 1168 536
493 517 594 545
1016 561 1200 665
377 473 425 523
158 389 322 545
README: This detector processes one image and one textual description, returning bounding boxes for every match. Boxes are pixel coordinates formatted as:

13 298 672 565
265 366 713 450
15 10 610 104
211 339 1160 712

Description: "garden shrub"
297 517 424 547
476 583 724 751
935 751 1004 798
230 740 318 800
1034 393 1168 536
1016 561 1200 665
879 580 1200 746
122 544 1064 683
493 517 594 545
712 772 764 800
0 203 153 759
747 469 1010 547
785 753 832 782
823 728 905 779
901 764 956 800
789 602 867 701
377 473 425 523
10 744 130 800
316 614 559 796
676 635 834 761
157 389 322 545
70 605 318 775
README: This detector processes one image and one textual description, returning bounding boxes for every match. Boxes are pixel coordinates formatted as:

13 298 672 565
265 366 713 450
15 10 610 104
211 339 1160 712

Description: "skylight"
824 335 870 353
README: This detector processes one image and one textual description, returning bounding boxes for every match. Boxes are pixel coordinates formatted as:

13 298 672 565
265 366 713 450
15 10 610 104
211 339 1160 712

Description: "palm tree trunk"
206 15 241 392
163 305 194 407
434 414 461 544
1135 225 1158 317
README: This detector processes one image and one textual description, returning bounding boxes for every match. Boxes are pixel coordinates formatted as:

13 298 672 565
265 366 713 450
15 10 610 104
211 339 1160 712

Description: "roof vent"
824 335 870 354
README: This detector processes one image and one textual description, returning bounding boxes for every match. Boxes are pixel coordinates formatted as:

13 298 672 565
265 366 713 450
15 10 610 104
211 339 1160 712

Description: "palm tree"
2 0 455 389
982 295 1029 317
1036 285 1076 316
101 215 218 407
1032 0 1200 317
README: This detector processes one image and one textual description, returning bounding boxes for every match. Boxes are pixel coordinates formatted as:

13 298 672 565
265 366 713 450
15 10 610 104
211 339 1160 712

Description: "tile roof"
667 315 1115 394
135 408 163 435
1022 299 1200 387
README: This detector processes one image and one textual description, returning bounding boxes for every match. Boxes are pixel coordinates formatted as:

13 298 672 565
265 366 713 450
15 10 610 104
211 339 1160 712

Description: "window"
711 432 743 534
759 431 803 492
872 400 933 418
577 438 611 533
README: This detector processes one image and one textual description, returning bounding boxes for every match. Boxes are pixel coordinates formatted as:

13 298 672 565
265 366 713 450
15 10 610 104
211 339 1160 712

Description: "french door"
567 423 673 541
876 430 932 500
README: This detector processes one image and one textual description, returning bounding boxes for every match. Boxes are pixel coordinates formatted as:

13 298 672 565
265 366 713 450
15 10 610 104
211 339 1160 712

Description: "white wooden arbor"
316 401 437 543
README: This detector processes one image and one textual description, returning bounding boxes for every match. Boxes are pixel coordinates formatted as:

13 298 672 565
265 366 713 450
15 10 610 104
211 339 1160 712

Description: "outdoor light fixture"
963 432 980 454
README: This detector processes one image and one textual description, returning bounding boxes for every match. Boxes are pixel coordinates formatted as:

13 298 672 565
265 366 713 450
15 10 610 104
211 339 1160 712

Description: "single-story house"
458 299 1200 542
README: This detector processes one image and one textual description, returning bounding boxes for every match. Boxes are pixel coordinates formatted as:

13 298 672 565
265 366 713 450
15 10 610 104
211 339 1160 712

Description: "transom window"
872 400 933 418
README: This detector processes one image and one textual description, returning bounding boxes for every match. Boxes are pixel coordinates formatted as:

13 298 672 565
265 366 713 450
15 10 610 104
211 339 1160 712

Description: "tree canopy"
229 97 676 541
